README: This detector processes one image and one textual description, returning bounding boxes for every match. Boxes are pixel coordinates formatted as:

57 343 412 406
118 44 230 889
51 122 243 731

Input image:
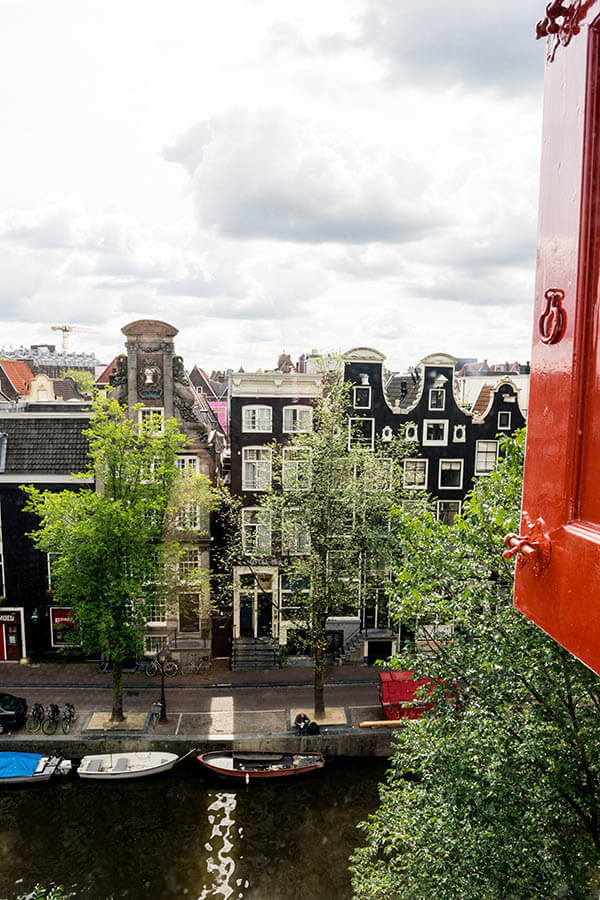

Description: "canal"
0 757 388 900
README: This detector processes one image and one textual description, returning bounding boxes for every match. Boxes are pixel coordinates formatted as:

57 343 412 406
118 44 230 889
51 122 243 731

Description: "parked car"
0 693 27 733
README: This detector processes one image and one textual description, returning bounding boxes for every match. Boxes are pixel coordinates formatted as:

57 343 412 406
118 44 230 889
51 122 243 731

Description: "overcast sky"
0 1 546 373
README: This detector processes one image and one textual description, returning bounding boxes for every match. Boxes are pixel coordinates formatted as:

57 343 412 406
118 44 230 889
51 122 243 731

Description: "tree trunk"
111 660 125 722
314 642 325 718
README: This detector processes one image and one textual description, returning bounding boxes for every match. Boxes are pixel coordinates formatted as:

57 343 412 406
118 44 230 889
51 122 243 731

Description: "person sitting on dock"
294 712 310 735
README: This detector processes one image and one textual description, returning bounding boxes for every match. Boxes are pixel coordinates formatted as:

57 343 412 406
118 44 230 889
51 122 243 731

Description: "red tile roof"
472 385 493 415
1 360 34 395
95 357 119 384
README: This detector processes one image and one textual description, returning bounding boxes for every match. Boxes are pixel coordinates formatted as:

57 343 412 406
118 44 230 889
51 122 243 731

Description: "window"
381 425 393 443
357 457 393 491
423 419 448 446
139 407 164 433
242 447 272 491
242 405 272 433
176 503 208 531
242 508 272 555
401 498 428 518
144 634 168 656
176 456 199 476
282 513 311 555
179 548 202 577
353 386 372 410
453 424 466 443
475 440 499 475
403 459 428 490
283 405 313 433
405 424 418 442
348 418 375 450
437 500 461 525
429 388 445 411
416 618 454 651
147 600 167 625
282 447 312 491
498 411 511 430
439 459 464 490
280 573 310 617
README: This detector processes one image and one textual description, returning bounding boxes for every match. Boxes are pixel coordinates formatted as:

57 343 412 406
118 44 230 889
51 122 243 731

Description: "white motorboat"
77 751 179 780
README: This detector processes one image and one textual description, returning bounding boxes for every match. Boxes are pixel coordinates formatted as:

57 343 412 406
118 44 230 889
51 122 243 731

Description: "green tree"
23 394 189 722
60 368 94 394
351 430 600 899
253 377 411 717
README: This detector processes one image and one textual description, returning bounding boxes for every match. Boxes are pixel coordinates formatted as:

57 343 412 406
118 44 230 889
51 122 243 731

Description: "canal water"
0 757 388 900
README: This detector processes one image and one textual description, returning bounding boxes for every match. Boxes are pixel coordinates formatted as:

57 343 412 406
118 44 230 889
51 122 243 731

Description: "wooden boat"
196 750 325 782
77 751 179 780
0 752 72 785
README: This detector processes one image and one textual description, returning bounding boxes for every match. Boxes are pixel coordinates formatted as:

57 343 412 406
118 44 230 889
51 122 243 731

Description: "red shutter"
513 3 600 674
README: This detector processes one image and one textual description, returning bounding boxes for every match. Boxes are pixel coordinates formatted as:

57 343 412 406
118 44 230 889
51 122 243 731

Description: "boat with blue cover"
0 752 71 784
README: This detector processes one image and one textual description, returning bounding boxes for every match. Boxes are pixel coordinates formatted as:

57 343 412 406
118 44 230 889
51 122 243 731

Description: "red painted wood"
515 3 600 673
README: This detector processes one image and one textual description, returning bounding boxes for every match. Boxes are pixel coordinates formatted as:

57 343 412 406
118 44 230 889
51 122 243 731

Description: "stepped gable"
0 416 90 474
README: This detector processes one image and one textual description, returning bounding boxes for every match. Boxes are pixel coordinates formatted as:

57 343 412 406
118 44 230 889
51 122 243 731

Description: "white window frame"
241 507 272 555
423 419 448 446
356 457 393 491
429 388 445 411
438 459 464 491
282 405 313 434
242 446 272 491
147 599 167 626
179 548 202 577
405 424 418 442
176 455 199 476
282 447 312 491
403 458 428 490
144 634 168 656
139 407 164 434
282 512 311 555
437 499 462 525
242 405 272 433
453 424 466 443
498 411 511 431
176 502 208 531
475 440 499 475
348 417 375 451
353 385 372 410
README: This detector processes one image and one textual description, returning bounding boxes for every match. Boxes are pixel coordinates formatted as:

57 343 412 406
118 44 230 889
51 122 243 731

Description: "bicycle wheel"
61 717 71 734
145 660 159 677
41 718 57 735
26 716 41 734
164 660 179 677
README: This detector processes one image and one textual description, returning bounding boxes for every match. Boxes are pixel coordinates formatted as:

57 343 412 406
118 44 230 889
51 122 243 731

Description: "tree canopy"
23 394 191 721
351 430 600 899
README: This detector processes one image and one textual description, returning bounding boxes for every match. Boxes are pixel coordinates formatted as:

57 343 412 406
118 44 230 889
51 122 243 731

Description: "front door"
514 5 600 674
0 611 22 661
235 570 277 639
178 593 200 633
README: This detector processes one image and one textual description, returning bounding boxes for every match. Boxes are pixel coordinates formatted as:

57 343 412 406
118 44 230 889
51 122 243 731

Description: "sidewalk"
0 660 385 744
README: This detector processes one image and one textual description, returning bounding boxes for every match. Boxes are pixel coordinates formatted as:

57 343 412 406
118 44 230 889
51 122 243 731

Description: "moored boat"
0 752 72 785
196 750 325 781
77 751 179 780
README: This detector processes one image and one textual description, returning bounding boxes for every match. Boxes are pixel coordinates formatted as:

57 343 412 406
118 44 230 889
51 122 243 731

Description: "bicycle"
181 655 212 675
144 657 179 678
25 703 45 734
149 700 163 728
41 703 60 735
61 702 77 734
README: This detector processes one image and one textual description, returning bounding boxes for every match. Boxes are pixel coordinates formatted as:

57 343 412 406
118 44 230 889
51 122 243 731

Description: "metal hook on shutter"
503 513 552 575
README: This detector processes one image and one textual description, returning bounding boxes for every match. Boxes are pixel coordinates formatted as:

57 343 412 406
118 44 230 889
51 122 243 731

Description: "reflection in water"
0 758 386 900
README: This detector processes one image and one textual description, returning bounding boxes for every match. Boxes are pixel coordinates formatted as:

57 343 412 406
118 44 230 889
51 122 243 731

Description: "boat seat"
86 759 102 773
113 758 128 773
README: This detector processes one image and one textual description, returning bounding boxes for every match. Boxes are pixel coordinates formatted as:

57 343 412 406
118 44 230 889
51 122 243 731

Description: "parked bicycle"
144 656 179 678
181 655 212 675
25 702 45 734
61 702 77 734
41 703 61 735
149 700 163 728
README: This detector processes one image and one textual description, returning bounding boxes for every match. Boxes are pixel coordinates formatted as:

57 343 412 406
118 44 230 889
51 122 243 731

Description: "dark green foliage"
351 431 600 899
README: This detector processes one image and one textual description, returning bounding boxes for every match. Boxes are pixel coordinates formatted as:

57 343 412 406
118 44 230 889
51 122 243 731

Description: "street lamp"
156 648 169 723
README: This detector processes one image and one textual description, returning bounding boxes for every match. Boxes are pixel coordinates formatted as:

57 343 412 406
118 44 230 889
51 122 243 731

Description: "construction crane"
50 324 96 352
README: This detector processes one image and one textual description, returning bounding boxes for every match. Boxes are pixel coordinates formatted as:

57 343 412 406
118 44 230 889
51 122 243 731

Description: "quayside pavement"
0 660 395 758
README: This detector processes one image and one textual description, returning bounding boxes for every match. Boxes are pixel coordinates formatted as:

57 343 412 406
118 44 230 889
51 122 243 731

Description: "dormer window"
353 386 372 410
429 388 445 411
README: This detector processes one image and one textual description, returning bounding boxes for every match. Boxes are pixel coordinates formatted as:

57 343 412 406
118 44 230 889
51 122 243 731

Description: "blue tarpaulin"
0 752 44 779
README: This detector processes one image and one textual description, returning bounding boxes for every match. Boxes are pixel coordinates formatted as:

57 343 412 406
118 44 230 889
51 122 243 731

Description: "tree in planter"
23 394 188 722
351 430 600 900
256 377 412 718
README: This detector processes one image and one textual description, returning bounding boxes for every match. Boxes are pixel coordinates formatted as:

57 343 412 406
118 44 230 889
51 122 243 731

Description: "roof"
0 361 34 395
385 372 421 409
0 416 90 474
472 385 493 416
189 366 218 400
95 357 119 385
52 377 85 401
